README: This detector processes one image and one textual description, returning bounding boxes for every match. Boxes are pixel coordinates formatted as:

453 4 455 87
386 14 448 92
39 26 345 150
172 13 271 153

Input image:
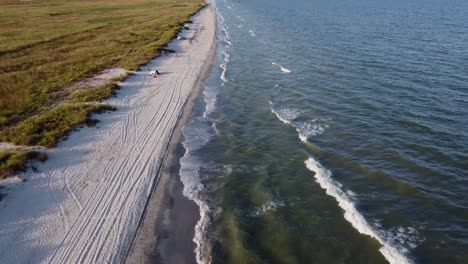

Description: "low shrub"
70 83 120 102
0 149 48 180
0 104 115 147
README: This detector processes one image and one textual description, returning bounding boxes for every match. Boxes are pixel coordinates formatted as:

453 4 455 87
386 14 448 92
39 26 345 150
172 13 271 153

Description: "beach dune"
0 4 215 264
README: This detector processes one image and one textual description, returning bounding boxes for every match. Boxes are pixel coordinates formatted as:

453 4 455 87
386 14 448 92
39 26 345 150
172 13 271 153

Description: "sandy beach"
0 3 215 263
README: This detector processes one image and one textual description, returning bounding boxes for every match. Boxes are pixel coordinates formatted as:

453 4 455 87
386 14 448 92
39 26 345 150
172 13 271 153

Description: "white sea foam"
272 62 292 73
212 121 220 136
249 30 256 37
220 64 228 83
202 52 226 118
203 86 218 118
182 119 212 151
269 102 300 125
296 121 328 143
305 157 415 264
180 120 213 264
218 14 229 35
179 5 231 263
219 51 230 83
221 28 231 43
383 226 421 253
223 38 232 47
180 153 211 264
269 103 327 142
271 97 415 263
217 8 224 22
222 51 231 63
251 200 285 217
180 143 232 264
217 10 231 84
220 25 232 47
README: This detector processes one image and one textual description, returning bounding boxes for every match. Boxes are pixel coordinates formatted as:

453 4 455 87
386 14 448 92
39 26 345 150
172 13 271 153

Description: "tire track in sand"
46 6 215 264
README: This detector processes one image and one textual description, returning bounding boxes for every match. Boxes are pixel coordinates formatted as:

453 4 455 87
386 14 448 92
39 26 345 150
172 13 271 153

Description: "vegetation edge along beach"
0 0 206 180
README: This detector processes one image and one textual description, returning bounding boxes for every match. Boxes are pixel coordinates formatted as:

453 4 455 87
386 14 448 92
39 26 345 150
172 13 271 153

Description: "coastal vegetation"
0 104 116 147
0 149 48 180
69 82 121 103
0 0 204 178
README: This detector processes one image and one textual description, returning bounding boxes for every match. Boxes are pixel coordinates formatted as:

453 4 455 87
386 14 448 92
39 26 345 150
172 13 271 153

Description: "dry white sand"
0 5 215 264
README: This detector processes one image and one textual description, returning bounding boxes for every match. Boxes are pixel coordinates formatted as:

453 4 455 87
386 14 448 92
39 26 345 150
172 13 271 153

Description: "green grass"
0 149 48 180
0 0 205 178
0 104 116 147
0 0 205 127
69 83 120 103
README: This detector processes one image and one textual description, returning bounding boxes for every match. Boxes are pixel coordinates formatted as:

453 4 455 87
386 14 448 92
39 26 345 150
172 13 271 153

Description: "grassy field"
0 0 204 177
0 0 204 126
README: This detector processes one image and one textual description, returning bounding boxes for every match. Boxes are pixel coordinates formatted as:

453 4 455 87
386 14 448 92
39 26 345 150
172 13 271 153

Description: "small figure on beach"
150 69 160 78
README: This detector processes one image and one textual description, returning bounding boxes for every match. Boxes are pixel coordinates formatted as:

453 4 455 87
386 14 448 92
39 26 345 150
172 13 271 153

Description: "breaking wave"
179 4 232 264
270 99 419 264
305 157 417 264
269 102 328 142
180 118 213 264
272 62 292 73
218 10 231 83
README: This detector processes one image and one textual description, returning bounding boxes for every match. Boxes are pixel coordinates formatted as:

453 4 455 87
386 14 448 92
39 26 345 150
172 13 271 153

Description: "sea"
179 0 468 263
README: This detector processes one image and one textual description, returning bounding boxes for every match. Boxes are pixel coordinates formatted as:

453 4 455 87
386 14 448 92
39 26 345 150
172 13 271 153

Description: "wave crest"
269 103 328 142
272 62 292 73
305 157 416 264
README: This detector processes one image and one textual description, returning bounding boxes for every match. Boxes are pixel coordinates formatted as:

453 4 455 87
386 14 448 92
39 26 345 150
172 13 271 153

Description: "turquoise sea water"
180 0 468 263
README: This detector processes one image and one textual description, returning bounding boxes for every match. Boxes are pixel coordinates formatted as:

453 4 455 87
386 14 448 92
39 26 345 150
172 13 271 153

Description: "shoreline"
0 2 216 263
125 4 216 263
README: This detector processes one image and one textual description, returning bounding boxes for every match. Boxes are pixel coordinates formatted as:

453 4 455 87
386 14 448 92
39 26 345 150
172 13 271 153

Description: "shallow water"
180 0 468 263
